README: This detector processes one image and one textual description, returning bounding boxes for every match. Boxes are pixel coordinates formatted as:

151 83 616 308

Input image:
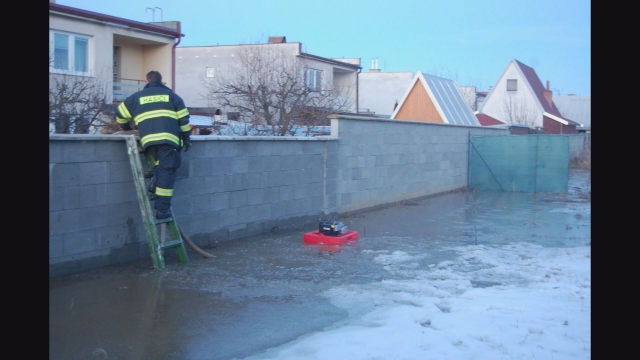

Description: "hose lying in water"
177 224 215 258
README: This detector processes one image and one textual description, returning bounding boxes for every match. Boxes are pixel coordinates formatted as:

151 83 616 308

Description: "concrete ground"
49 169 591 360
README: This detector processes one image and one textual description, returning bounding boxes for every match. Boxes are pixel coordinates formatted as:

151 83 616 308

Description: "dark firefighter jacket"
116 81 191 149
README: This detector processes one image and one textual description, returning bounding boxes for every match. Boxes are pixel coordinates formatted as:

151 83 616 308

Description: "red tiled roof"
475 113 504 126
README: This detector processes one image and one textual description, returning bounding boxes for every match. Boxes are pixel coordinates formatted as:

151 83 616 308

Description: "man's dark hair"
146 71 162 83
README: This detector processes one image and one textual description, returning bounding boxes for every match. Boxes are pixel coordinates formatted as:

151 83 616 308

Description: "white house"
175 36 361 115
477 58 580 134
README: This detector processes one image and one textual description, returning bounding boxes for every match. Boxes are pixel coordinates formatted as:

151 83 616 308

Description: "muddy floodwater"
49 169 591 360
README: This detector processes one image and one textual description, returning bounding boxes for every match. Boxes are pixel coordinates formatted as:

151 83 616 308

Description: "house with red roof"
476 59 580 134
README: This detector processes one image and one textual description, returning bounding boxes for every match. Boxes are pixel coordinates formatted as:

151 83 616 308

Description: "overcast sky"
54 0 590 95
240 241 591 359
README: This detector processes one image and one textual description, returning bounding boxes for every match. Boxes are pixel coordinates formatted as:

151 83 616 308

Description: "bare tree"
500 95 539 128
203 43 354 136
49 58 112 134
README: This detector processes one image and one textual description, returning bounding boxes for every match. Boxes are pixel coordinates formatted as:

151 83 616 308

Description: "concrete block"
79 205 109 230
247 188 265 205
212 157 233 175
279 185 295 200
223 173 244 191
96 184 107 205
341 193 352 206
50 234 64 258
63 230 97 255
210 192 230 211
171 196 190 216
229 190 248 208
49 142 63 163
107 160 133 183
78 185 97 208
105 183 138 204
106 202 140 226
79 162 107 185
253 203 272 220
109 243 139 265
247 156 268 173
220 143 240 157
205 175 224 193
50 209 80 235
219 208 239 227
51 163 81 187
63 141 96 162
243 172 269 189
180 211 209 233
261 156 281 171
262 187 280 203
191 157 213 177
191 194 210 213
270 201 286 218
231 157 249 173
97 224 128 249
61 186 80 210
240 141 272 156
177 159 190 178
95 141 127 161
203 141 222 157
246 220 269 236
228 223 247 240
268 169 287 187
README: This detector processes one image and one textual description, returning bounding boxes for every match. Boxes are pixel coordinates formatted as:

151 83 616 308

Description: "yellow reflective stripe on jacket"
140 132 180 147
116 117 129 125
117 102 132 119
155 187 173 197
134 109 179 126
180 124 191 132
176 108 189 119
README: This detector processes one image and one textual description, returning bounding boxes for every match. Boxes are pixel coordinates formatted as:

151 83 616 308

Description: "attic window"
507 79 517 91
206 67 214 78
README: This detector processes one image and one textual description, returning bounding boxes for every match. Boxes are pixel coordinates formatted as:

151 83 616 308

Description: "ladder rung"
154 217 174 224
160 239 183 249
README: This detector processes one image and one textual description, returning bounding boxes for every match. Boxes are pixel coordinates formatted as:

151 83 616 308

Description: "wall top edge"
49 134 339 141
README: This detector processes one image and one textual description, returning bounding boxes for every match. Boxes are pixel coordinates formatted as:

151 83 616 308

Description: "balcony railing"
113 77 146 101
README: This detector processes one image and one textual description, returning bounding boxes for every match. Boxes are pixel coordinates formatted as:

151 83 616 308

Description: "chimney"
369 58 380 72
268 36 286 44
543 80 553 106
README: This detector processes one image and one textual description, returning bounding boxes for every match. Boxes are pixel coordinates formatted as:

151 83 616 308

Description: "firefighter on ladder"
116 70 191 219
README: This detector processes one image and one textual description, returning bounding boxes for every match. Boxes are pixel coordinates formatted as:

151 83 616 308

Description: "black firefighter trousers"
146 144 182 215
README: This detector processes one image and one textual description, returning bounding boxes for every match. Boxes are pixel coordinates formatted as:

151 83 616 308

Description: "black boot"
156 210 172 219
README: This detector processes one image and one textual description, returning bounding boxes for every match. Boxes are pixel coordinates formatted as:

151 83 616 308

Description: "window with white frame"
305 68 322 91
507 79 517 91
206 67 215 78
49 30 91 75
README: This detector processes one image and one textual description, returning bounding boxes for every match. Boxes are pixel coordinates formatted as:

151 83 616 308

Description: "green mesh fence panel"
469 135 569 193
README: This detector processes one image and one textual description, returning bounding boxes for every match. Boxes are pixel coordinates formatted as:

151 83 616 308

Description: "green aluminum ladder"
124 135 188 269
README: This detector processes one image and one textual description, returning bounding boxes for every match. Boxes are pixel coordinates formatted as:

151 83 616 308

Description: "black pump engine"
319 221 348 236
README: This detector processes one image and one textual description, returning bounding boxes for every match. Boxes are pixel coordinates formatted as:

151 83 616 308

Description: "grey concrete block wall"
50 120 506 277
50 134 336 277
329 115 507 214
